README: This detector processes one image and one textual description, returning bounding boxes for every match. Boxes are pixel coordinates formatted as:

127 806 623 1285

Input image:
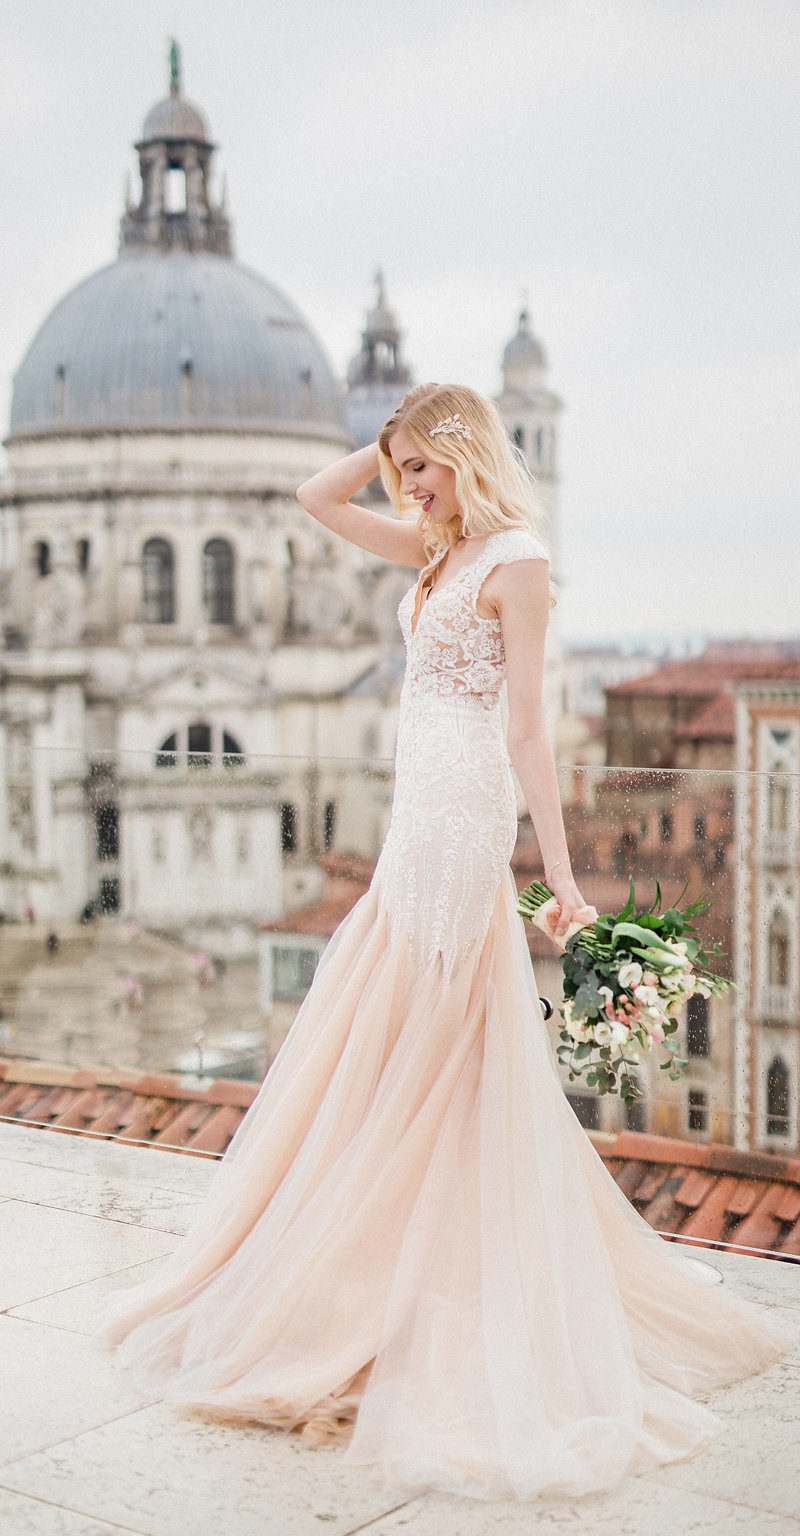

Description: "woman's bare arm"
296 444 428 567
489 558 597 940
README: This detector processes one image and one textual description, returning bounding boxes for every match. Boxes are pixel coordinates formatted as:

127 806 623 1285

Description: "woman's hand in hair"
296 444 426 567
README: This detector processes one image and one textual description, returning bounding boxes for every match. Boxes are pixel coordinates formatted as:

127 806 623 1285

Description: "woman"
98 383 787 1502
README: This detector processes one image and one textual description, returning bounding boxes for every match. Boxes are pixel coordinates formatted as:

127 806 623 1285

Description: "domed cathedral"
495 304 564 744
0 47 411 948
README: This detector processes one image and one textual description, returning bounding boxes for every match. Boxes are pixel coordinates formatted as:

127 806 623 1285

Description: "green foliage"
518 873 735 1103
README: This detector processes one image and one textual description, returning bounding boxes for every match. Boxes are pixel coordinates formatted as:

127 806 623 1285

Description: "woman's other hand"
547 866 597 942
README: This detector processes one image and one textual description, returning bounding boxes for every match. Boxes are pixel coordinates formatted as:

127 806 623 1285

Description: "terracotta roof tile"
606 654 800 699
597 1132 800 1261
0 1055 259 1158
2 1060 799 1259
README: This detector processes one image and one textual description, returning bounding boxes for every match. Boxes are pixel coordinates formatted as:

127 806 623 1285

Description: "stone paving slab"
0 1487 143 1536
0 1121 218 1196
0 1199 176 1310
1 1125 798 1536
364 1480 800 1535
0 1314 156 1466
0 1403 416 1536
0 1154 204 1233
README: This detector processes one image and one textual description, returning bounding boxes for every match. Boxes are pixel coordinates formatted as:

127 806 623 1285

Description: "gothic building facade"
734 673 800 1151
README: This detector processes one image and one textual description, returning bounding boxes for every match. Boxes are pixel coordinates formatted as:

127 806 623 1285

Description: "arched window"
33 540 51 577
512 426 524 451
688 1087 708 1133
222 731 245 767
687 994 710 1057
766 1056 790 1137
154 726 246 770
280 803 298 854
187 722 213 768
323 799 337 851
155 732 178 769
94 803 119 862
623 1076 646 1132
768 910 790 988
203 538 235 625
76 538 91 574
142 538 175 623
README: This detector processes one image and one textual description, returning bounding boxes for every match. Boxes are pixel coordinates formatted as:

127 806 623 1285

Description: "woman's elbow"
296 482 323 518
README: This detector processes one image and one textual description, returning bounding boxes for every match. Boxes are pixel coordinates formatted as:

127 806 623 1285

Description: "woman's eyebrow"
401 456 422 467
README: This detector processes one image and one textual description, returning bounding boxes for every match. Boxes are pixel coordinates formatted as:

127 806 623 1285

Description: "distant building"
0 49 570 960
345 270 412 455
0 54 403 948
734 668 800 1152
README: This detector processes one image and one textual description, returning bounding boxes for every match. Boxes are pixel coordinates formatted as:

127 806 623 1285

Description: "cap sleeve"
470 529 549 610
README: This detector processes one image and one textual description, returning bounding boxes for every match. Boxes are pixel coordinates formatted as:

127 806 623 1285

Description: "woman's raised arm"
296 444 428 568
490 557 597 940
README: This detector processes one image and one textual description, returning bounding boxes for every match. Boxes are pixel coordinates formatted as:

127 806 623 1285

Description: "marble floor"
0 1120 798 1536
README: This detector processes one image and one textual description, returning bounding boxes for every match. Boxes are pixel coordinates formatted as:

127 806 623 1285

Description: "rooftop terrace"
1 1121 799 1536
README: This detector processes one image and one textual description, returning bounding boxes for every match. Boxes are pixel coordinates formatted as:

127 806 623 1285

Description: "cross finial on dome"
374 267 386 308
168 38 181 96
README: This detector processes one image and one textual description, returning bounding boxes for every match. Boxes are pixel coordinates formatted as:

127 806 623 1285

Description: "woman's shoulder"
485 526 549 565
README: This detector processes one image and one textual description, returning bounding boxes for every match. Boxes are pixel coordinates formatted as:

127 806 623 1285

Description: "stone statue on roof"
169 38 181 95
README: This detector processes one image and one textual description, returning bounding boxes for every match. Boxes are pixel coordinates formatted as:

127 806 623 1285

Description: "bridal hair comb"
428 412 473 441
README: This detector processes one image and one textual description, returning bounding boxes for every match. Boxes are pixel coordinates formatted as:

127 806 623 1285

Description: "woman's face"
387 427 461 526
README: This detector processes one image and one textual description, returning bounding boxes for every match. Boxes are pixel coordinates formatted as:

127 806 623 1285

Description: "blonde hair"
378 383 552 575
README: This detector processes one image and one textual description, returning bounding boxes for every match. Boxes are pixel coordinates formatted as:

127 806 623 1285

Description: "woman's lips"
422 495 434 512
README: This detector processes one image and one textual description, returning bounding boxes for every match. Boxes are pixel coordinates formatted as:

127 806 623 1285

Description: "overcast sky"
2 0 797 643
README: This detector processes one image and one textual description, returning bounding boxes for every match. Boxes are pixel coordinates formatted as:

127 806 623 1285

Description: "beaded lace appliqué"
374 529 548 981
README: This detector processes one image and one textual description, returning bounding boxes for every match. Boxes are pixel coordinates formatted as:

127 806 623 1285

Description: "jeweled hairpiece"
428 412 472 442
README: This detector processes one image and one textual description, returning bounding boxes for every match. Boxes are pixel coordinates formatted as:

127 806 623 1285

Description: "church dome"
140 93 210 144
9 252 347 441
8 44 347 445
502 308 545 373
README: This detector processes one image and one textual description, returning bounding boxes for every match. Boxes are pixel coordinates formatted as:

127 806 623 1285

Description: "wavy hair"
377 383 552 587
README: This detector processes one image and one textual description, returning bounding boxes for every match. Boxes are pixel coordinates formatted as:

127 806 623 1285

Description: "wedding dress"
97 528 788 1502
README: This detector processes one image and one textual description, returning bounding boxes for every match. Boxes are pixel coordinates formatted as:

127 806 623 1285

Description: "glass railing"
0 750 797 1178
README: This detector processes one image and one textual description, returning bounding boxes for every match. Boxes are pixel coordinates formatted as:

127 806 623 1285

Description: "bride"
97 383 787 1502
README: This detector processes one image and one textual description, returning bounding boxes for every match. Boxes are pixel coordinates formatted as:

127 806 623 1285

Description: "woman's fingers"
554 900 597 938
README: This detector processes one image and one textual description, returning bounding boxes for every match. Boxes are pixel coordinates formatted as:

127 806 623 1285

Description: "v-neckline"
409 535 495 639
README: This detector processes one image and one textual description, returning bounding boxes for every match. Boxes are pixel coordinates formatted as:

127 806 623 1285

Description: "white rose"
677 971 696 996
565 1011 592 1043
633 984 660 1008
617 961 642 989
595 1019 629 1049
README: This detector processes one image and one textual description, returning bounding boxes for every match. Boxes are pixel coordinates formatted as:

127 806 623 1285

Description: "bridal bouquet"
517 877 734 1106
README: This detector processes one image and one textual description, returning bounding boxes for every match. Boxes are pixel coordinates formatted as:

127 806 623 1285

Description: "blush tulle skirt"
96 871 789 1502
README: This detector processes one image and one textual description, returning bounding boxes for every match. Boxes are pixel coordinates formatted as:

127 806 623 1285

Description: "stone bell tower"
496 304 565 747
496 305 563 583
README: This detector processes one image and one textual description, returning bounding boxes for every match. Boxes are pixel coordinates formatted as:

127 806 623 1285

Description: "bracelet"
546 859 564 879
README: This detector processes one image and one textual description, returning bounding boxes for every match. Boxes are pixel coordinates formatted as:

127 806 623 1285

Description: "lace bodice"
397 528 548 708
374 528 549 979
